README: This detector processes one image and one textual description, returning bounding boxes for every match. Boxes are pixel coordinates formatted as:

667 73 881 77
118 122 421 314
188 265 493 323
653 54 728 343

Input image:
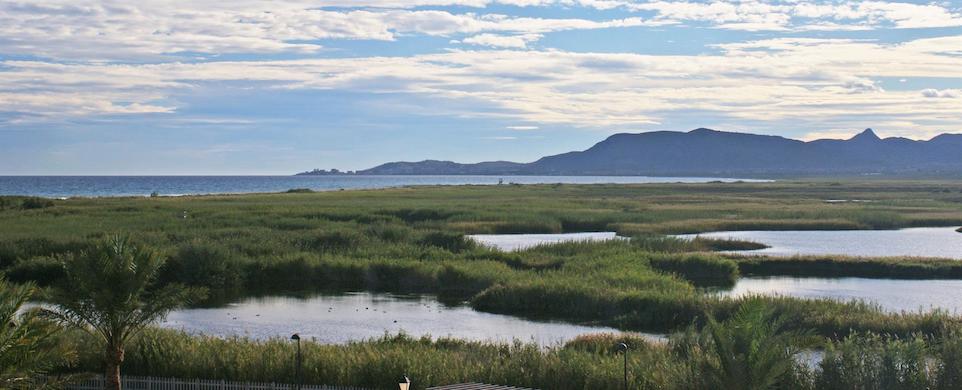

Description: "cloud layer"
1 0 962 141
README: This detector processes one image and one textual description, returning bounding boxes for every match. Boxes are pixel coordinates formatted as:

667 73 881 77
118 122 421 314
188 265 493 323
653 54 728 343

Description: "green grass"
2 181 962 338
52 326 962 390
735 255 962 279
4 181 962 388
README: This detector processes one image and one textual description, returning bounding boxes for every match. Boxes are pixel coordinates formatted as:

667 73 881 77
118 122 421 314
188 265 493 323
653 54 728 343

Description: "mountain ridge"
297 128 962 177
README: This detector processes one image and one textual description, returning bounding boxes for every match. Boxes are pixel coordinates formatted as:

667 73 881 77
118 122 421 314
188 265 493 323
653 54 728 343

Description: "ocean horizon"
0 175 768 198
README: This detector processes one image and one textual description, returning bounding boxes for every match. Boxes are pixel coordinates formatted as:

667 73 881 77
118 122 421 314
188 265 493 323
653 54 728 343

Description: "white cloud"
626 1 962 31
3 0 960 63
507 125 540 130
4 34 962 137
2 1 962 138
462 33 542 48
922 89 960 99
0 1 657 60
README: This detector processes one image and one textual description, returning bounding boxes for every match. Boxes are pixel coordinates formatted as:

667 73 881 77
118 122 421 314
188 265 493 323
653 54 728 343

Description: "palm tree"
702 300 815 390
0 278 74 389
47 236 198 390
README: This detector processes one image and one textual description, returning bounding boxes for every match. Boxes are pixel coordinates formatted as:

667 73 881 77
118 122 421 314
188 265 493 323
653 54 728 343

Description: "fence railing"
58 375 371 390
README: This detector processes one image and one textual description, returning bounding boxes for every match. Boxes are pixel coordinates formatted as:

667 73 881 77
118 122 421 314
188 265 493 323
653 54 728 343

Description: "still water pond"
678 227 962 259
159 292 659 345
717 277 962 314
468 232 622 251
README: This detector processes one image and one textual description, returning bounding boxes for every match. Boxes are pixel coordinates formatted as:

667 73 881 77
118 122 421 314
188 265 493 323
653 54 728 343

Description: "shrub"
936 330 962 389
285 188 314 193
305 230 364 253
697 301 817 390
628 235 767 253
162 241 244 291
384 208 456 223
418 232 475 253
734 255 962 279
20 197 54 210
4 256 65 286
563 333 659 355
817 333 932 390
364 223 411 243
648 253 739 287
559 216 612 232
435 262 512 298
691 237 768 251
631 235 694 253
0 239 87 269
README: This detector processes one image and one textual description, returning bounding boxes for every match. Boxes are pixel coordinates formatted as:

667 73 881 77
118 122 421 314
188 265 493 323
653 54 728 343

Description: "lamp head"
617 342 629 351
399 375 411 390
291 333 300 341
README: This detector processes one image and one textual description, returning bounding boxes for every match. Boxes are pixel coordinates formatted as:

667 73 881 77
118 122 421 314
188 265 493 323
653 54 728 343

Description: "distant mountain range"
297 128 962 177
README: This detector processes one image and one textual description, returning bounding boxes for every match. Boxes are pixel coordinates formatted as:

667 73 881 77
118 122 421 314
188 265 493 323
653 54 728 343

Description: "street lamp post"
291 333 302 390
617 342 629 390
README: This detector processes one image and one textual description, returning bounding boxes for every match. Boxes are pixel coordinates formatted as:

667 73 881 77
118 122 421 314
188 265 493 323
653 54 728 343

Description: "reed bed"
735 255 962 279
55 326 962 390
2 181 962 341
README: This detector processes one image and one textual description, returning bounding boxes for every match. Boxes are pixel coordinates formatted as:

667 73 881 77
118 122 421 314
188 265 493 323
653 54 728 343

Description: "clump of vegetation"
563 332 659 354
648 253 739 287
364 222 411 243
20 197 55 210
4 256 65 286
47 324 962 390
816 332 944 389
0 238 88 269
631 235 696 252
305 230 365 253
696 301 816 389
691 237 768 251
630 235 767 253
0 278 75 389
285 188 314 193
47 236 200 390
0 196 57 211
162 240 244 291
385 208 456 223
735 255 962 279
418 232 475 253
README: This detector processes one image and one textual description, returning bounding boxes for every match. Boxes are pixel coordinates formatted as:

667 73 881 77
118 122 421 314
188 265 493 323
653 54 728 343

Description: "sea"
0 175 767 198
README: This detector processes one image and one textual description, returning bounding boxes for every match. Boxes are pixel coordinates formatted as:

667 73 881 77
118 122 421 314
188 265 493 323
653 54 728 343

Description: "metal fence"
60 375 371 390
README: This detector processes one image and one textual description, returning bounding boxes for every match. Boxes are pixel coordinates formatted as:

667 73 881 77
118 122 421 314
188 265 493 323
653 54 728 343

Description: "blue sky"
1 0 961 174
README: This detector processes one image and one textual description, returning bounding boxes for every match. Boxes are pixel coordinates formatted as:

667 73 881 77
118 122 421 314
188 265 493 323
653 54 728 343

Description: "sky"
1 0 962 175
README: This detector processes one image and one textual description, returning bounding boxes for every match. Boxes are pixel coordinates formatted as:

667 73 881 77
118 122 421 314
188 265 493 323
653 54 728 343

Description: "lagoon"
468 232 623 251
678 227 962 259
159 292 661 346
717 277 962 314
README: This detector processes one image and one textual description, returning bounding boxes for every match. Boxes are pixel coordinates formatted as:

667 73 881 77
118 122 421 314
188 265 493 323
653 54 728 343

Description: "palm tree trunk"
104 347 124 390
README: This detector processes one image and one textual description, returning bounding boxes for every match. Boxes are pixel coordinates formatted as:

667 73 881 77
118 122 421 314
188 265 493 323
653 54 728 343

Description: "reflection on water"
469 232 623 252
678 227 962 259
717 277 962 313
160 292 663 346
